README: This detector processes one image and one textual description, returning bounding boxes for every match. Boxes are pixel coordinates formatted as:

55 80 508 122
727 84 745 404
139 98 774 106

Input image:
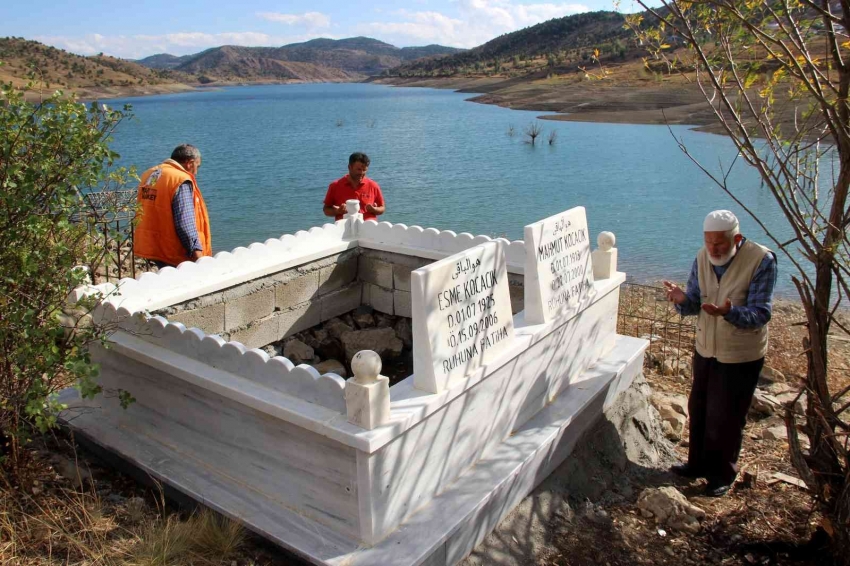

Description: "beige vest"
695 240 771 363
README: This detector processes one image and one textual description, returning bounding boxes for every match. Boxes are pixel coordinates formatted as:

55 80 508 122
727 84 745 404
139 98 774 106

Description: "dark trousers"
687 352 763 485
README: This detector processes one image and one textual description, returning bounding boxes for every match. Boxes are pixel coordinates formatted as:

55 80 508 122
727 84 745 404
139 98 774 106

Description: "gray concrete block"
363 282 394 315
225 288 275 331
298 253 339 273
394 290 411 318
320 283 363 322
278 302 322 340
169 290 225 311
360 281 370 306
228 315 279 350
296 249 359 274
393 265 412 291
361 248 432 270
221 278 270 302
266 265 298 285
275 271 319 310
509 283 525 315
318 254 358 295
358 256 393 288
167 303 225 335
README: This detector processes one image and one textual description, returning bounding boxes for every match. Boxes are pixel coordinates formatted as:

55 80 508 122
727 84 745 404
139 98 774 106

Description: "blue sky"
1 1 660 59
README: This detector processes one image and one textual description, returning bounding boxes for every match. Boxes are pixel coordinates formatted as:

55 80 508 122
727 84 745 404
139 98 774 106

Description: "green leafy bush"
0 76 134 480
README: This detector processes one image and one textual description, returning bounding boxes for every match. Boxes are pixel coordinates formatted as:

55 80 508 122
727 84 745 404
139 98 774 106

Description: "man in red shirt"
323 152 386 221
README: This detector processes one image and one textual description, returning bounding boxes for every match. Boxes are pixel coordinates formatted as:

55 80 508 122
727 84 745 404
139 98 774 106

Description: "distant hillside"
399 45 465 61
140 37 464 78
135 53 193 70
0 37 188 91
388 11 634 78
174 45 362 82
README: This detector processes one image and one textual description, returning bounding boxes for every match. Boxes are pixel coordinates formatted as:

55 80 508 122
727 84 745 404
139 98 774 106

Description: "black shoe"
670 463 703 478
704 481 732 497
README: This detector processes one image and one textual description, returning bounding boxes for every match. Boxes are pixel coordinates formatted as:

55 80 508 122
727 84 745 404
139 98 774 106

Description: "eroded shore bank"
370 74 726 134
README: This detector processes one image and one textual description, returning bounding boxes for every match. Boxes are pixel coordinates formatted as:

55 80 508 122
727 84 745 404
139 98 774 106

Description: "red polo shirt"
324 175 385 221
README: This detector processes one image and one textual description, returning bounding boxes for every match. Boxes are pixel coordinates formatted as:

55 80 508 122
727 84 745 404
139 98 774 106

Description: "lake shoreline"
23 78 359 103
45 73 726 134
369 75 726 133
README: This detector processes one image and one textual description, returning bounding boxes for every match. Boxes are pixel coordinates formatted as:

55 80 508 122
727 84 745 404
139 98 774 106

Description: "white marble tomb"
60 205 647 566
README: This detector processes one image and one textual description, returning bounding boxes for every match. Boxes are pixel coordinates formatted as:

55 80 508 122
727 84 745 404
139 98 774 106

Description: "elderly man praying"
664 210 777 497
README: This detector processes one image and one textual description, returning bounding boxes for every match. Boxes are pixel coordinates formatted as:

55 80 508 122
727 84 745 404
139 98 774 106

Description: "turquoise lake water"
106 82 796 295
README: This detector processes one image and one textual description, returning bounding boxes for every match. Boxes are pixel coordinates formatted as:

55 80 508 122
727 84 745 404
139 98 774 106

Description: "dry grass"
125 508 245 566
0 452 247 566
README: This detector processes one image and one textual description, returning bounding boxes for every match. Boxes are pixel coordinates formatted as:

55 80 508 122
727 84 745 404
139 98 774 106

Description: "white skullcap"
703 210 739 232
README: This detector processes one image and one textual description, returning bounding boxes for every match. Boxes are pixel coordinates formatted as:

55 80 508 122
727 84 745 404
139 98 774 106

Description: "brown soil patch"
531 293 845 566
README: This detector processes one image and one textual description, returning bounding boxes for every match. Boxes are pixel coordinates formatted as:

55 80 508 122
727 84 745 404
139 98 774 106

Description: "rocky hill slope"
0 37 188 92
388 11 634 78
139 37 464 80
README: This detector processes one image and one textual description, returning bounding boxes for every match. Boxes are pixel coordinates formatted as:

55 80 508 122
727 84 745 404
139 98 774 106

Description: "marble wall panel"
359 287 619 544
91 348 361 538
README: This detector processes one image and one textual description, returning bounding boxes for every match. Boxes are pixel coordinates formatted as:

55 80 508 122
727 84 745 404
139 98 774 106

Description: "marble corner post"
345 199 363 221
591 231 618 280
345 350 390 430
342 198 364 239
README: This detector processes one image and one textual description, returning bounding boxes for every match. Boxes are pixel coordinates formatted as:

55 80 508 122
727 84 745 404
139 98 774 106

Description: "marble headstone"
524 206 595 324
412 241 515 393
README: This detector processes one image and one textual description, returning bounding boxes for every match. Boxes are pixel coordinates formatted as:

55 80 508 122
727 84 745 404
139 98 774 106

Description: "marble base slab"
60 334 646 566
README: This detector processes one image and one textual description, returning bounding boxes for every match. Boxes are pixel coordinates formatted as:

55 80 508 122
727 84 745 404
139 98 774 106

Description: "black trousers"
687 352 763 485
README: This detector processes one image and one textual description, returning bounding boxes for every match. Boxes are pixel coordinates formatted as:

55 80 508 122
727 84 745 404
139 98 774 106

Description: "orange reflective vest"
133 159 212 267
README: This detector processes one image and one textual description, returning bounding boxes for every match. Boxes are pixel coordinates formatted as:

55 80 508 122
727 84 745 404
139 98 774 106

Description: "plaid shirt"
172 181 202 256
675 239 777 328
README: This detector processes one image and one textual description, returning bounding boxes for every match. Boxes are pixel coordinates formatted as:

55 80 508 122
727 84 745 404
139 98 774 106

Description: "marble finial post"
591 231 618 280
345 199 362 220
345 350 390 430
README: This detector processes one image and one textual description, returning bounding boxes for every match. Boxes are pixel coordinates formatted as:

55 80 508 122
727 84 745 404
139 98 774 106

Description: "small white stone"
762 426 788 441
345 352 391 430
345 198 361 218
352 350 382 384
597 231 616 251
591 233 618 280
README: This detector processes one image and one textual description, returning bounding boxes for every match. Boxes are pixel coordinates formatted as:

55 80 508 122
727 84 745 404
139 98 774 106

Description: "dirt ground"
3 296 845 565
461 296 843 566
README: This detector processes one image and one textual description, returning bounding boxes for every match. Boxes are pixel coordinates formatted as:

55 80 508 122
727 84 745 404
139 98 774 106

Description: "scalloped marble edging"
71 218 526 313
357 220 526 269
95 302 346 413
71 217 529 414
73 221 350 313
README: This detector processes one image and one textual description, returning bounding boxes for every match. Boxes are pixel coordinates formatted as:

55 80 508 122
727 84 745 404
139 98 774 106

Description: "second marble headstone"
524 206 594 324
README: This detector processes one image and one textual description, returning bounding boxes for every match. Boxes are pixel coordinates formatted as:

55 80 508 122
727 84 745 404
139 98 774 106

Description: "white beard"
707 243 738 266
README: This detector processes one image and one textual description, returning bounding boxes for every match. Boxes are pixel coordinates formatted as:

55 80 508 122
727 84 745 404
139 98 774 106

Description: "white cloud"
357 0 590 48
33 31 325 59
256 12 331 29
360 12 465 43
33 1 592 59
